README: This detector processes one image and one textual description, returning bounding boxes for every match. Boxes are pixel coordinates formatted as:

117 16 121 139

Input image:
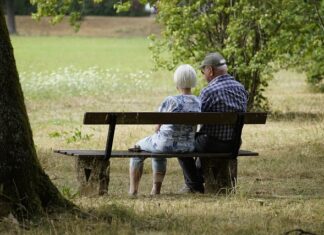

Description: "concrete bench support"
201 158 238 194
76 157 110 196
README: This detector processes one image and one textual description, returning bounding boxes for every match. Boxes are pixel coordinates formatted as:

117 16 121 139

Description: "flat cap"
199 52 226 69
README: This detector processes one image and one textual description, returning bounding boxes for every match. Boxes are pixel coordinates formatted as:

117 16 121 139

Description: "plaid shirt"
199 74 248 141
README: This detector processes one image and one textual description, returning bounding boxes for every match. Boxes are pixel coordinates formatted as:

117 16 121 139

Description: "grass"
13 36 155 72
2 34 324 234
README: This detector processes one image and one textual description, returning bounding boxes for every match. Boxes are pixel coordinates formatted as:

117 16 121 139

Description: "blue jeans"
130 136 167 173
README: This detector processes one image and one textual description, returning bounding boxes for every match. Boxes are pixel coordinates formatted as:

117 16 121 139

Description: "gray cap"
199 52 226 69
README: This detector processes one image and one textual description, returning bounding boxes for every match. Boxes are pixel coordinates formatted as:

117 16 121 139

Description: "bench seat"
54 149 258 158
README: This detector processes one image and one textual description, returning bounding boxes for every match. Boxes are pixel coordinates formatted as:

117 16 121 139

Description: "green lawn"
2 36 324 234
13 36 154 72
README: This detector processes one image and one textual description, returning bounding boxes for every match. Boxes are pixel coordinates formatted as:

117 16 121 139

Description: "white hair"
173 64 197 89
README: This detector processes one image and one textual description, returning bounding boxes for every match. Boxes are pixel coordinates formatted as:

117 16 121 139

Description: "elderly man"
178 52 248 193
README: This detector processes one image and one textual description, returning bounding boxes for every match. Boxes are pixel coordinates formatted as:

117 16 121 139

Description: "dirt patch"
15 16 161 37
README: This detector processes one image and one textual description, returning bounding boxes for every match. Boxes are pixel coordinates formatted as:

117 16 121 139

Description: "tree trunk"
4 0 16 35
130 0 142 16
0 6 72 219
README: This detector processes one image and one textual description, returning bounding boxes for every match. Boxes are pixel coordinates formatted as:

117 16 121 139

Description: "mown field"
1 28 324 234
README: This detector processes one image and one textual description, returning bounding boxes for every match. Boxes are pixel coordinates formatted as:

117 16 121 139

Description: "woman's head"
173 64 197 89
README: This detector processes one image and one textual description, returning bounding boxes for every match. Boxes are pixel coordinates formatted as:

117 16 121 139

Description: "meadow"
1 33 323 234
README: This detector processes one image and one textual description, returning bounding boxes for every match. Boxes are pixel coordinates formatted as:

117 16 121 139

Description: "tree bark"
0 6 72 219
4 0 16 35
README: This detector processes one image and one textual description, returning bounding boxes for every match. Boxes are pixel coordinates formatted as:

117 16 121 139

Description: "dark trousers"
177 133 232 192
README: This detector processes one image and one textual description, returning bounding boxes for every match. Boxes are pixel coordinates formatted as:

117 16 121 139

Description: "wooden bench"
54 112 267 195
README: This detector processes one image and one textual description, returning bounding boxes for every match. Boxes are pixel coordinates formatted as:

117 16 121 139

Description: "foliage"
49 128 94 144
30 0 82 30
1 0 149 16
302 0 324 91
29 0 148 30
145 0 323 110
60 185 79 199
305 48 324 92
274 0 324 92
81 0 149 16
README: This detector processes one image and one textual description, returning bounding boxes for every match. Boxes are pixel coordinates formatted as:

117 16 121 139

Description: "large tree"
3 0 16 34
0 5 72 219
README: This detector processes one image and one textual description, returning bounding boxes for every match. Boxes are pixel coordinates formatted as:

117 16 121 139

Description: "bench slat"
54 149 258 158
83 112 267 125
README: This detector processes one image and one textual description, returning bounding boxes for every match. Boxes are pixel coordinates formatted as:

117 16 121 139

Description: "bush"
306 49 324 92
148 0 324 110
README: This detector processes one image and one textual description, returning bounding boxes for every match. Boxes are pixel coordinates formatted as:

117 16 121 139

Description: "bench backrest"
83 112 267 125
83 112 267 160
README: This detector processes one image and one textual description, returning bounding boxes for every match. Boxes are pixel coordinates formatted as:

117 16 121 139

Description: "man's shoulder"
201 77 226 94
201 76 247 99
219 75 246 90
201 74 247 92
200 85 216 97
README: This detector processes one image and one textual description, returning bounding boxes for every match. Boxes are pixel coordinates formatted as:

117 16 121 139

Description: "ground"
0 16 323 234
14 15 160 37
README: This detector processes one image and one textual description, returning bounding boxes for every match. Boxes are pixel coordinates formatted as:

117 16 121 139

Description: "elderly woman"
129 64 201 196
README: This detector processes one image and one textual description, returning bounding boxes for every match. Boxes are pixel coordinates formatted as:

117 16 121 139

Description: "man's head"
199 52 228 83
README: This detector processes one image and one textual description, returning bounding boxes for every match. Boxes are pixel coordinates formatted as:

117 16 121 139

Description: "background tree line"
1 0 149 16
1 0 150 37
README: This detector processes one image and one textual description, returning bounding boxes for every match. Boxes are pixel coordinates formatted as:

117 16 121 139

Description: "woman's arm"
155 124 161 133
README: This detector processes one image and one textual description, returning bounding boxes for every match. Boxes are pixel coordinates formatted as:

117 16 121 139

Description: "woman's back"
156 94 201 153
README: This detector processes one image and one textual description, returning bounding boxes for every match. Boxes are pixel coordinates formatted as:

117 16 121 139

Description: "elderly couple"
129 52 248 195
